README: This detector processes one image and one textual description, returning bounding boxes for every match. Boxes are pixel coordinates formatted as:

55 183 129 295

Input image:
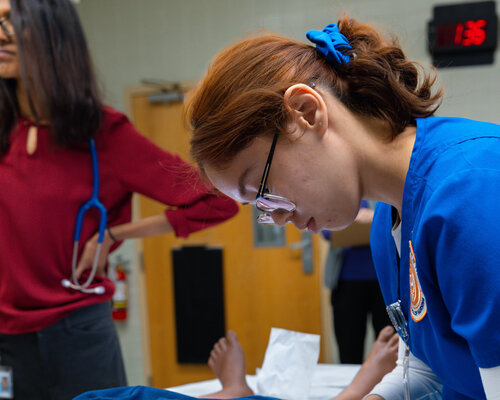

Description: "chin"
321 217 354 231
0 67 19 79
327 223 351 231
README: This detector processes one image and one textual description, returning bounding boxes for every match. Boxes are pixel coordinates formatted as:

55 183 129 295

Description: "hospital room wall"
76 0 500 124
74 0 500 386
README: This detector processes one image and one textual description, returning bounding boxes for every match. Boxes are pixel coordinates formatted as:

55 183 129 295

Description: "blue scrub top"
371 117 500 399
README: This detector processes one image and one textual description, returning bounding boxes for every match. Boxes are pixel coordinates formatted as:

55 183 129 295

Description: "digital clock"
428 1 498 67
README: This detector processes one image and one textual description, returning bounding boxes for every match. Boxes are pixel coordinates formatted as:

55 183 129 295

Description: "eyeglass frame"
255 133 296 224
0 17 13 38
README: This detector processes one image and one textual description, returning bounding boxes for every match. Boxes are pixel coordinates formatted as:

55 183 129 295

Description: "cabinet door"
130 91 324 388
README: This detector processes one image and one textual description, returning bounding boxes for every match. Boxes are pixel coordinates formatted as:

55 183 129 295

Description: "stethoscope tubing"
61 138 107 295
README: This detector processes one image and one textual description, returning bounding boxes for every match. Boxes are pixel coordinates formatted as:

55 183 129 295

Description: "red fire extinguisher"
112 263 128 321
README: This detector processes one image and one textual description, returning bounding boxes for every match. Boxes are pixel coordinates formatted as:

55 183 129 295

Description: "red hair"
187 15 442 170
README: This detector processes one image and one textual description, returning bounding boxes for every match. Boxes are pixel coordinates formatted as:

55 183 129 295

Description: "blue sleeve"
419 169 500 368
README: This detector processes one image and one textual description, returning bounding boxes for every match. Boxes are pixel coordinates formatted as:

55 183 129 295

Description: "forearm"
333 362 387 400
108 214 173 242
334 383 376 400
334 389 364 400
367 340 442 400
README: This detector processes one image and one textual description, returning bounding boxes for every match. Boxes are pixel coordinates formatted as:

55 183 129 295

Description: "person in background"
75 327 399 400
322 200 390 364
0 1 238 399
186 14 500 400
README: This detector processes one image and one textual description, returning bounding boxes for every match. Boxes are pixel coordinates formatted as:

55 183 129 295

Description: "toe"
227 330 237 340
214 341 224 354
377 325 395 342
226 330 239 345
389 333 399 349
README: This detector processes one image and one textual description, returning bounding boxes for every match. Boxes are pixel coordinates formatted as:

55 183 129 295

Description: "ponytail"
188 15 443 169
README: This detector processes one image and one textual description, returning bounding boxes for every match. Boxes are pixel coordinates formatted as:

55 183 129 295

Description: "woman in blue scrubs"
185 15 500 400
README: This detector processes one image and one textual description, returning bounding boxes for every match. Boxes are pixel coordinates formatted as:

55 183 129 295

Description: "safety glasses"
255 133 296 224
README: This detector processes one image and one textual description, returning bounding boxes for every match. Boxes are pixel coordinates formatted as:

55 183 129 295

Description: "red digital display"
437 19 488 47
428 1 497 67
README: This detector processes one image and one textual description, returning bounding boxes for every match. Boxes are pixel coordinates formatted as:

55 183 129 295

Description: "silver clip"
387 300 409 343
387 300 411 400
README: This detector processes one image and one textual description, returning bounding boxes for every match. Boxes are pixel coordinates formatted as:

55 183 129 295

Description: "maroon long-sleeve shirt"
0 106 238 334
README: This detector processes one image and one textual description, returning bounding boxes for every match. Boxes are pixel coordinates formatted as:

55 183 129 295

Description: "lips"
295 217 318 232
306 217 318 233
0 49 15 56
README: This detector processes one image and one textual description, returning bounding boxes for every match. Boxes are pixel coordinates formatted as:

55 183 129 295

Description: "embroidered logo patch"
409 240 427 322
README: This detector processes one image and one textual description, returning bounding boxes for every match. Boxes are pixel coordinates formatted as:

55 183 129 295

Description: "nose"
269 209 292 226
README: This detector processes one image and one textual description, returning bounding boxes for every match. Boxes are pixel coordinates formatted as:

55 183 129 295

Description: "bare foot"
199 330 254 399
334 326 398 400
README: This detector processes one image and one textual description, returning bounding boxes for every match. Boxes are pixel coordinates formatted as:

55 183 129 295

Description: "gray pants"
0 302 127 400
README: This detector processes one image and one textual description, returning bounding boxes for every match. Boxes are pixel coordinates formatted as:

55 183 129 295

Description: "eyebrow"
238 166 252 199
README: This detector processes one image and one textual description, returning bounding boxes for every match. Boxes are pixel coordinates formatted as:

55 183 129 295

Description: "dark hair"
0 0 102 155
188 15 443 169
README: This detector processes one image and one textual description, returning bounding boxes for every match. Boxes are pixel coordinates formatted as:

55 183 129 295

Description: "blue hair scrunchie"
306 23 352 66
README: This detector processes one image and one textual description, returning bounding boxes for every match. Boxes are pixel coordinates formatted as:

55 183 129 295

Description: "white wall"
107 241 146 387
74 0 499 385
76 0 499 123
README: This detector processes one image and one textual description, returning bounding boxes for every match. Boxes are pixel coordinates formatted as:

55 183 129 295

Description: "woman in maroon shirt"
0 1 238 399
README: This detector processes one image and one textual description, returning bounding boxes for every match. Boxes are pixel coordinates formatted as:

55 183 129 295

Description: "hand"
74 230 115 280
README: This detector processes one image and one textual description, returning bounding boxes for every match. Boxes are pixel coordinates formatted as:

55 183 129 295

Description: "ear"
283 83 327 140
